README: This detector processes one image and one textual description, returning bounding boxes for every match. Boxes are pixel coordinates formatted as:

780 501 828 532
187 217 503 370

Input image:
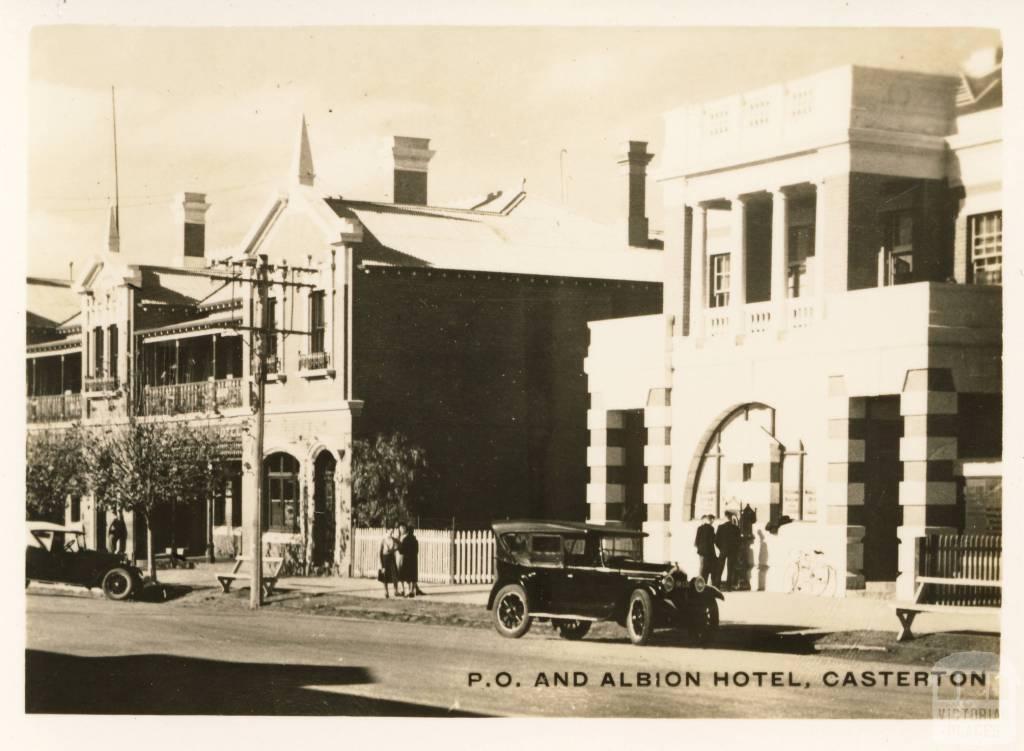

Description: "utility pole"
248 254 269 609
208 253 319 610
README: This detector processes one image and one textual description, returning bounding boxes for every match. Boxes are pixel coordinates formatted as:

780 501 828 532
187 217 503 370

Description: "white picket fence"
352 527 495 584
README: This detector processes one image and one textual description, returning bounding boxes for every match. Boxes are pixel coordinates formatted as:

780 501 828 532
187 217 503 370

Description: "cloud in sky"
28 25 1000 278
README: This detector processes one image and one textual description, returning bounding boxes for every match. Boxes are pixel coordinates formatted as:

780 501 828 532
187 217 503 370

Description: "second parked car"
488 520 723 646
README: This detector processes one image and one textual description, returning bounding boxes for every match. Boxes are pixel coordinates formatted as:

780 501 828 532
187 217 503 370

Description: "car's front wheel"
101 568 134 601
690 597 719 646
625 589 654 645
493 584 532 639
553 619 591 640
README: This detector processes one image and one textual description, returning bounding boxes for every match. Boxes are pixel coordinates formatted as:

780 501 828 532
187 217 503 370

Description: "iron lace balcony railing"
27 393 83 423
298 351 330 371
142 377 243 416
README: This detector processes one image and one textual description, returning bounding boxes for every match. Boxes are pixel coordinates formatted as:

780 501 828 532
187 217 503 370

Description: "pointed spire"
292 114 316 187
107 205 120 254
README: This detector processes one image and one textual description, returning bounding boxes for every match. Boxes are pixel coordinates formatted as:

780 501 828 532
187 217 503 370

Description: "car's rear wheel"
625 589 654 645
101 568 134 601
690 597 720 646
493 584 532 638
553 619 591 640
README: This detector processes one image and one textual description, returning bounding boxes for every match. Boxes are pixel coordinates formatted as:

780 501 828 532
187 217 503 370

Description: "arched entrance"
691 403 781 525
312 451 337 567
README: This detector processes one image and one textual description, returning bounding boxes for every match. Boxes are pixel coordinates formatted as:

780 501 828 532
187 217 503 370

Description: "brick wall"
352 268 661 525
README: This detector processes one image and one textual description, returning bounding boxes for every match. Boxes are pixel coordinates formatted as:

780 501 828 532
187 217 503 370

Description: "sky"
28 25 1001 279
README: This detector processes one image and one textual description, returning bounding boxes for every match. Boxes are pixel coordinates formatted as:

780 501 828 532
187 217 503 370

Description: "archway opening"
312 451 337 567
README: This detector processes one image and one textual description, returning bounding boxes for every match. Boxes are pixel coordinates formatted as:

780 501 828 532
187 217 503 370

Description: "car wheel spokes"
630 601 644 633
499 594 523 629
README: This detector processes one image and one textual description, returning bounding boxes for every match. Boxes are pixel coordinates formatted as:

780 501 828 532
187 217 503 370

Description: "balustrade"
298 351 330 371
27 393 83 423
142 377 243 416
700 298 817 340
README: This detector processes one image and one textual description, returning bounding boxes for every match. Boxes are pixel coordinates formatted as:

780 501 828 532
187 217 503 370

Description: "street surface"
25 591 951 718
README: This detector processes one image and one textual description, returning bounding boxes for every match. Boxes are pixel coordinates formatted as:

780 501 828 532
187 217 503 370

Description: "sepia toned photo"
20 18 1008 725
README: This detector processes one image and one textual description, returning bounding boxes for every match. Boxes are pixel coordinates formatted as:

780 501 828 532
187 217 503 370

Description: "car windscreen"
27 530 49 550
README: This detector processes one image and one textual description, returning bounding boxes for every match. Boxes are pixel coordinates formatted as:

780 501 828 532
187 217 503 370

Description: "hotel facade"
585 54 1003 598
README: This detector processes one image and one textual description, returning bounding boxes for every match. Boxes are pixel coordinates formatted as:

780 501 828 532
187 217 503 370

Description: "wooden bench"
892 576 1001 641
216 555 284 598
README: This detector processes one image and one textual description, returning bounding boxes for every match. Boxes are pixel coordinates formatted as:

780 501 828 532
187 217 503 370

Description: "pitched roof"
26 277 79 329
330 196 663 283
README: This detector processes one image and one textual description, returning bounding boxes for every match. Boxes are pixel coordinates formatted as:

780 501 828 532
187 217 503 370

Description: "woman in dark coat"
398 525 419 598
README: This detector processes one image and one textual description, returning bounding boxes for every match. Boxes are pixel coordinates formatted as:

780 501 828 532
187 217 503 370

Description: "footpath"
156 561 1000 640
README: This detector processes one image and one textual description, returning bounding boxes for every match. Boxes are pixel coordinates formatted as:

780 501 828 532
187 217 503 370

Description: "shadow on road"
25 650 485 716
585 623 823 654
135 583 193 603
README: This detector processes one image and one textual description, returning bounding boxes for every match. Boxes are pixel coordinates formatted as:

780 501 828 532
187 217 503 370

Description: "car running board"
530 612 600 621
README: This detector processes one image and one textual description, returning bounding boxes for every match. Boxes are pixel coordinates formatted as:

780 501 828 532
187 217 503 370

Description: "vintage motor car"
26 522 144 600
488 520 723 646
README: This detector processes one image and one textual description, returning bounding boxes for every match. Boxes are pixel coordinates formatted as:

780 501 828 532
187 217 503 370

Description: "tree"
84 419 224 581
26 426 87 521
352 433 428 528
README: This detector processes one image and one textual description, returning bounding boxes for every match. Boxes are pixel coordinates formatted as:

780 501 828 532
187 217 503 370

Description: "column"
586 398 627 523
770 189 788 324
643 387 672 561
825 375 866 594
813 179 827 314
689 205 708 340
729 195 747 335
897 368 959 600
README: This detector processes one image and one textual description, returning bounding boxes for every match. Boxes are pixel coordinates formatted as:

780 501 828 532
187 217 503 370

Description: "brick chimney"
176 192 210 268
392 136 435 206
619 141 654 247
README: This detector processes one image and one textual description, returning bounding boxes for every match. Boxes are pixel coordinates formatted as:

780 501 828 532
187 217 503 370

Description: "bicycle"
787 549 836 596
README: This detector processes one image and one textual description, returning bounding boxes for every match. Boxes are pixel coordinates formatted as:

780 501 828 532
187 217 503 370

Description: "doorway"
862 396 902 581
312 451 337 567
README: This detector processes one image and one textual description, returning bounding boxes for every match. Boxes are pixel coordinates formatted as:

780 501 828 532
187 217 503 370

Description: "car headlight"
661 574 675 592
691 575 706 593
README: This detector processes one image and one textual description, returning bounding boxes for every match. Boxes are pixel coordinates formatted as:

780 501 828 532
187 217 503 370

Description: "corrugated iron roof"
26 278 79 328
332 197 663 283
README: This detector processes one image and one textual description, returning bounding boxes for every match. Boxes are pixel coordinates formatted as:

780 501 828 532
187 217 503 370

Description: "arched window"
264 453 300 532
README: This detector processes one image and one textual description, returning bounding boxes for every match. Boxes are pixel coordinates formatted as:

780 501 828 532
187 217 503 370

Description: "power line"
30 178 280 206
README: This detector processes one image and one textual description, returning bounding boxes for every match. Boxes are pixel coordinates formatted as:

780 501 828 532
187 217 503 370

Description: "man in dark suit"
694 514 718 584
715 511 741 590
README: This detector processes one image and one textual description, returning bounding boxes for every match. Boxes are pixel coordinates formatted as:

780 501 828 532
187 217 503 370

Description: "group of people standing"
694 511 742 590
379 523 421 598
